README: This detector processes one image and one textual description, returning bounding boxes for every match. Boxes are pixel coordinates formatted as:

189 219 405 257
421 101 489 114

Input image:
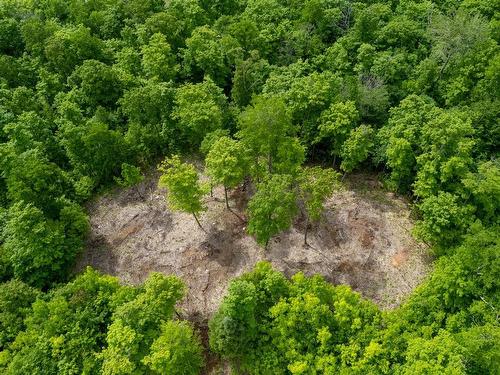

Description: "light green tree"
462 160 500 224
141 33 178 82
205 136 248 209
3 201 88 288
99 273 187 375
182 25 240 86
158 155 206 230
298 166 340 245
114 163 144 198
200 129 230 156
400 331 466 375
237 95 297 176
340 125 375 173
415 192 474 250
247 174 297 247
142 321 204 375
316 101 359 166
172 78 226 148
200 129 230 197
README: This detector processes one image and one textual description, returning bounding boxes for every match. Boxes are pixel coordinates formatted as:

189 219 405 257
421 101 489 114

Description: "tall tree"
0 280 40 350
142 321 204 375
247 174 297 247
205 136 248 209
237 95 296 176
316 100 359 166
1 269 122 375
298 166 340 245
172 78 226 148
340 125 375 172
158 155 206 230
141 33 179 82
2 201 89 288
99 273 188 374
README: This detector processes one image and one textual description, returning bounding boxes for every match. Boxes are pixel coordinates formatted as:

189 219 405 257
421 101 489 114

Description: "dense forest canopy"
0 0 498 373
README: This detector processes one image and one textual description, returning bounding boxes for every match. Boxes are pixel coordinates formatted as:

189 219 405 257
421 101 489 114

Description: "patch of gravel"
75 172 432 320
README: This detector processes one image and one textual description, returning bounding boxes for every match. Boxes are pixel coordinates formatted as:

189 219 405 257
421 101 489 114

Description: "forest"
0 0 498 373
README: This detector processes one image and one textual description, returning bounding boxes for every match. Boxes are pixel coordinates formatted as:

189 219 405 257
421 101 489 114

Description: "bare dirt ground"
76 171 431 322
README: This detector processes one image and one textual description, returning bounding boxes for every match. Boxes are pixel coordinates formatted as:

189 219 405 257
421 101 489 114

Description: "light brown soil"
76 172 431 322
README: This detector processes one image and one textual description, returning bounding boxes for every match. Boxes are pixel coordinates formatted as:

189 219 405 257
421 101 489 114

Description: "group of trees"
159 97 341 246
0 0 498 373
0 268 203 374
210 235 499 373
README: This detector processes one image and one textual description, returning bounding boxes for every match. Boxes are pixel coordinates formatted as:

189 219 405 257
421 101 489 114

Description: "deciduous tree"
298 166 340 245
143 321 203 375
158 155 206 230
340 125 375 172
316 100 359 166
205 136 248 208
247 174 297 247
173 78 226 148
237 96 296 175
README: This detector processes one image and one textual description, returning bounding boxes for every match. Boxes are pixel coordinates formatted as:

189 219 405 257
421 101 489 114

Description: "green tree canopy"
205 136 248 208
142 321 204 375
158 155 206 230
237 95 298 175
2 201 88 288
141 33 179 82
247 174 297 247
99 273 187 374
173 78 226 148
298 166 340 245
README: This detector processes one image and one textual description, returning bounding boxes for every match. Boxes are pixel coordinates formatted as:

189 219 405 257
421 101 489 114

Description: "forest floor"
76 170 432 323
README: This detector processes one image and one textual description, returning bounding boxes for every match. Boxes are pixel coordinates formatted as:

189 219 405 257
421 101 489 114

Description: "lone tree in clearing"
298 166 340 245
247 174 297 248
205 136 248 209
114 163 144 198
158 155 206 231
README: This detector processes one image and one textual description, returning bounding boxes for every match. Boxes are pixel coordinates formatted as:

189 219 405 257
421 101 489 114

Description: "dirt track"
76 172 431 320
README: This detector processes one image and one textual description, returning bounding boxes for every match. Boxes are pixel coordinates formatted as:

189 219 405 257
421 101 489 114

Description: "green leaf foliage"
158 155 206 220
205 136 248 190
297 166 340 244
142 320 204 375
100 272 186 374
172 77 226 148
114 163 144 189
3 201 88 288
247 174 297 246
340 125 375 173
0 0 498 373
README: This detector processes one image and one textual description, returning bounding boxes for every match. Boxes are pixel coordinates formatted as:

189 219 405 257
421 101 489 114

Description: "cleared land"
76 171 431 322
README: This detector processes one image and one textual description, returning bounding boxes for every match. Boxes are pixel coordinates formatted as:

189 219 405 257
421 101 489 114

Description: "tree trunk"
193 213 205 232
332 154 337 169
229 207 246 223
224 185 229 209
304 215 309 246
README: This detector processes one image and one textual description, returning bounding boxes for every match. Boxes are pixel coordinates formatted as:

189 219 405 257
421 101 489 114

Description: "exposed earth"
76 170 431 322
